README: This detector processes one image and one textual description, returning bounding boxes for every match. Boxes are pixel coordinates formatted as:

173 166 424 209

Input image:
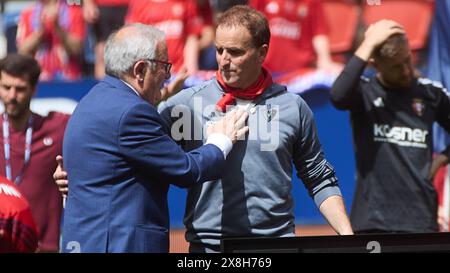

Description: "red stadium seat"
322 0 360 54
362 0 434 51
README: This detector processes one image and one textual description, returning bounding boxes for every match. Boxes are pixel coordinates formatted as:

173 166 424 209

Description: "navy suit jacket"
61 76 226 253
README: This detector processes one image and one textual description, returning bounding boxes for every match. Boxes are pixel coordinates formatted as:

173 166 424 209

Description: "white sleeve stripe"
418 77 447 92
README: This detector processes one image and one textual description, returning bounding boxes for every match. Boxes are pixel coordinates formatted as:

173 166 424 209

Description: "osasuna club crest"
412 99 425 116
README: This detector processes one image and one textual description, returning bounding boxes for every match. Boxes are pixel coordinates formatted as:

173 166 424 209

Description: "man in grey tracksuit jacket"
159 78 349 252
157 5 352 253
51 5 352 253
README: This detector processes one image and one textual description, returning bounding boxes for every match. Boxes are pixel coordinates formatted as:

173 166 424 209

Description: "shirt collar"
120 79 141 98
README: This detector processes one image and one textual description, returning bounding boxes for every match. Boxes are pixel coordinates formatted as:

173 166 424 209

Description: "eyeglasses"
147 59 172 75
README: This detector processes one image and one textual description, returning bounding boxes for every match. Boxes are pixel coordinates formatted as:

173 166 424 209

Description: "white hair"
104 23 166 78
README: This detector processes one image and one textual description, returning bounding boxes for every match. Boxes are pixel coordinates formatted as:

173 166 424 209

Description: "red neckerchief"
215 67 273 112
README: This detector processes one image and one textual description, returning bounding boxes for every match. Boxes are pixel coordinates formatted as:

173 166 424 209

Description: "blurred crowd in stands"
0 0 437 98
0 0 433 82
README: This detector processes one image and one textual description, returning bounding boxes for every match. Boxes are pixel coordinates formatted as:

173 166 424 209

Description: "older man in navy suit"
60 23 248 253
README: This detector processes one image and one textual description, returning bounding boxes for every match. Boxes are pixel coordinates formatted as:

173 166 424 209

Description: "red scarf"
215 67 273 112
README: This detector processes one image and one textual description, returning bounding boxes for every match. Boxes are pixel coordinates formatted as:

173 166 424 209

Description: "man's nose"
218 51 231 66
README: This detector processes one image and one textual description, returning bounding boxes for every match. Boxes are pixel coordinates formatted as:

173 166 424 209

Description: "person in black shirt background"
330 19 450 233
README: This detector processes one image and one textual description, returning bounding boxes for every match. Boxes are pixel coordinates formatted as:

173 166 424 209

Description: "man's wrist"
355 40 376 61
205 133 232 158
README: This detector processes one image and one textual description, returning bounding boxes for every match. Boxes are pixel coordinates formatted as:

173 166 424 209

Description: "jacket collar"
103 75 140 97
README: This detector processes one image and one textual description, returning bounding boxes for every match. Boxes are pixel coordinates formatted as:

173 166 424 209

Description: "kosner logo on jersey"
373 124 428 148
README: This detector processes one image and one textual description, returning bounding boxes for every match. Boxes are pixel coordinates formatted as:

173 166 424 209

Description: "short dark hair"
373 34 409 60
0 54 41 87
216 5 270 49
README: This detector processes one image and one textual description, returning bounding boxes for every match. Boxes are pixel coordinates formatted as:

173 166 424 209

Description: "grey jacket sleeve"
330 55 367 111
292 97 342 207
158 87 196 142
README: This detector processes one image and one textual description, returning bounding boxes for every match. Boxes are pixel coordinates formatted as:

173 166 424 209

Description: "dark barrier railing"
221 232 450 253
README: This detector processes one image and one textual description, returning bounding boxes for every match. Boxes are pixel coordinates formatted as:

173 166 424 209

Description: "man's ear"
258 44 269 64
31 86 37 97
133 61 147 82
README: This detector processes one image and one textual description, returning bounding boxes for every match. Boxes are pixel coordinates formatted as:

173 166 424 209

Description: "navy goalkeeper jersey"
331 56 450 232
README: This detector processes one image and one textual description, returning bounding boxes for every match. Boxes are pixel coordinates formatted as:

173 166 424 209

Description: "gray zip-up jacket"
158 78 341 252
